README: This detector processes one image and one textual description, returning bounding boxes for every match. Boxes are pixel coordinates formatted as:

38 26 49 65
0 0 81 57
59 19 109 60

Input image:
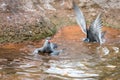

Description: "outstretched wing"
73 1 87 34
89 13 103 44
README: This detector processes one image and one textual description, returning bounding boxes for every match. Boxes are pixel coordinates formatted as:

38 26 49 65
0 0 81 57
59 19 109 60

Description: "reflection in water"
0 26 120 80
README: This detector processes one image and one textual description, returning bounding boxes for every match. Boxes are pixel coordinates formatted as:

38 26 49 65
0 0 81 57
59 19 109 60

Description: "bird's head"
46 37 51 43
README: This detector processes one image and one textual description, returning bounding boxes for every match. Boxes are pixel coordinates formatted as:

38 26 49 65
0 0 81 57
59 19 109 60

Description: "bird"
33 37 56 55
72 1 106 44
33 37 62 56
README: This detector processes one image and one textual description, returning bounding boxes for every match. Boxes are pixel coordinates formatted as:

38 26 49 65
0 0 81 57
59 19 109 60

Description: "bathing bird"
33 37 57 54
33 37 62 56
73 1 106 44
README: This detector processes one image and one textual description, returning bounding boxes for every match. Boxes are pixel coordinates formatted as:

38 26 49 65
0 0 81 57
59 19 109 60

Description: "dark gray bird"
33 37 57 55
73 1 106 44
33 37 62 56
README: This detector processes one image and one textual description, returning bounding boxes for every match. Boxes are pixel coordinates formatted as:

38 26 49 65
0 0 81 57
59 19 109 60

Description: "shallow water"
0 26 120 80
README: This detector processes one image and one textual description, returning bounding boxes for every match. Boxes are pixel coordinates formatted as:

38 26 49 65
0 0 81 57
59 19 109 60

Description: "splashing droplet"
102 47 110 55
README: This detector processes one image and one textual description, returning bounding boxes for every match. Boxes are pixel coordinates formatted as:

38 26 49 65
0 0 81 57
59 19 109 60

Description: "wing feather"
89 13 103 44
73 1 87 34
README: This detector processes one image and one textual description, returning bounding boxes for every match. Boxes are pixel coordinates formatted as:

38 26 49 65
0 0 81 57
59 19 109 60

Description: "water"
0 26 120 80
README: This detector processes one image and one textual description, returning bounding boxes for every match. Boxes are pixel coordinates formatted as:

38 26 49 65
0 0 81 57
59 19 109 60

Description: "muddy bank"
0 0 120 43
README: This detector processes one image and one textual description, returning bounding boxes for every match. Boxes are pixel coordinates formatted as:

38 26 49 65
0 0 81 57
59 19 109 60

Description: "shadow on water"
0 26 120 80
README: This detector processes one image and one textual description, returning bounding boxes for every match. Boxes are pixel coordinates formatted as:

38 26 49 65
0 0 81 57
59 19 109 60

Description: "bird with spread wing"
73 1 106 44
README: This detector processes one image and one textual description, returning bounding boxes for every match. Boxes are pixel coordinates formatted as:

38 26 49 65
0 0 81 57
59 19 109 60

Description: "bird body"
33 37 62 56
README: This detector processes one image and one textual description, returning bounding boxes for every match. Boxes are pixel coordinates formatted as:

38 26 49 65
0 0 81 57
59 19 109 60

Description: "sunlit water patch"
44 59 100 80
